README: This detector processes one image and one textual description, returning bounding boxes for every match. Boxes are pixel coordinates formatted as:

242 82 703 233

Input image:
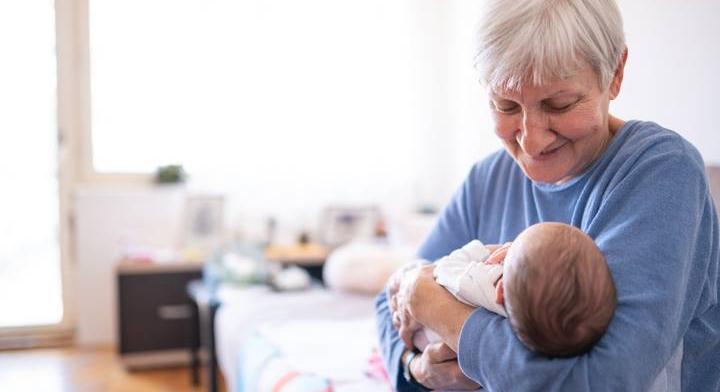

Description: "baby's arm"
462 261 506 316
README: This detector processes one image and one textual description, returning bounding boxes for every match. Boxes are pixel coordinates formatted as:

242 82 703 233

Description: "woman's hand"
394 264 440 347
396 264 475 351
396 264 442 321
410 342 480 390
387 261 424 349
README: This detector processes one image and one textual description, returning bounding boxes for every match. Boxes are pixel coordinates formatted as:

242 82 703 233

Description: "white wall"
614 0 720 165
73 186 186 345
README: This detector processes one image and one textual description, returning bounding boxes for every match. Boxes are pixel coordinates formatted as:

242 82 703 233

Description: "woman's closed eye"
491 100 520 114
544 97 582 113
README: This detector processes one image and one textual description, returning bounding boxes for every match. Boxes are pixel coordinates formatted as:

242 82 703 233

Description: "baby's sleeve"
434 240 506 316
462 262 506 316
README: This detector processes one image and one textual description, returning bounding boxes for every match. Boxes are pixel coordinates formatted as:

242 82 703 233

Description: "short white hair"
475 0 625 91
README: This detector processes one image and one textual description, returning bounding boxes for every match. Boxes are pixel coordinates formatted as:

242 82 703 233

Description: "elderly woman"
376 0 720 391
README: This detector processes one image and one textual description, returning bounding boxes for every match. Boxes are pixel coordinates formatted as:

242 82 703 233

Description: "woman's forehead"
489 65 598 100
490 88 580 101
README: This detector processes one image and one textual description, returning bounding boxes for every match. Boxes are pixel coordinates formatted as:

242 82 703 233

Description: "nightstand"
116 261 203 369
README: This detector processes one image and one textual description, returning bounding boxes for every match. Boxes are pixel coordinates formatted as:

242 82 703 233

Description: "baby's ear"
495 277 504 305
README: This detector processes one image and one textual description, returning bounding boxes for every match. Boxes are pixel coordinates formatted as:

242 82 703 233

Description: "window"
0 0 63 328
89 0 422 211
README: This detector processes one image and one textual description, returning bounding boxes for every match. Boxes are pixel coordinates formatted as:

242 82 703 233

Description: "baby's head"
503 222 616 357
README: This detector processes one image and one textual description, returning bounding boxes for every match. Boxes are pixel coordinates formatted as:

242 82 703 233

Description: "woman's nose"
519 111 555 157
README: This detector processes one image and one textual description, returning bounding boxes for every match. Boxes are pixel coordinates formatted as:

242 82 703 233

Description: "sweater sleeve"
457 148 715 390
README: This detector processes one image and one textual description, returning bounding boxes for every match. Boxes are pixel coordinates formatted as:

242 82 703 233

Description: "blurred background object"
155 165 187 185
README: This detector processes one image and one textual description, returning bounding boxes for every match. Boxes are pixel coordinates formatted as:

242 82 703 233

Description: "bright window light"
90 0 422 212
0 1 63 327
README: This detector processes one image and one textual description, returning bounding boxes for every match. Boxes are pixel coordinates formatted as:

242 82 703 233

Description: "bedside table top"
264 243 329 265
117 260 205 275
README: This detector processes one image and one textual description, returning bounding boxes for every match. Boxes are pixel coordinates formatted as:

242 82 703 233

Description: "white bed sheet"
215 285 386 391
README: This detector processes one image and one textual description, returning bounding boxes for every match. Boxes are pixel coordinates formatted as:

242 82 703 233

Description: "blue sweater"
375 120 720 391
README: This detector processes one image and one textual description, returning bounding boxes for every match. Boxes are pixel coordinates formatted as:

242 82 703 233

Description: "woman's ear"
609 47 628 100
495 277 505 305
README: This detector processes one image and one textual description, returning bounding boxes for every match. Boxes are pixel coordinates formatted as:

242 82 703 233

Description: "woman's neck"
608 115 625 136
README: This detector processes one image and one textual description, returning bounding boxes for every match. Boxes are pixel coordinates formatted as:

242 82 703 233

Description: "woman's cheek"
552 106 603 139
493 116 517 140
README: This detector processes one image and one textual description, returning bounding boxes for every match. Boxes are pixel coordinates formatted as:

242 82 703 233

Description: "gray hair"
475 0 625 91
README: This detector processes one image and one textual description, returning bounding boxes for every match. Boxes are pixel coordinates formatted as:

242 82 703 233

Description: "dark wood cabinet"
116 262 202 369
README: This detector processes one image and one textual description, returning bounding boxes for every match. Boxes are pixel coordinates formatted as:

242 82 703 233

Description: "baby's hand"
486 242 512 265
495 277 504 305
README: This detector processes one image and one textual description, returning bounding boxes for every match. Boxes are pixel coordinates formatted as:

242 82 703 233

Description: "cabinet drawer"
118 271 201 354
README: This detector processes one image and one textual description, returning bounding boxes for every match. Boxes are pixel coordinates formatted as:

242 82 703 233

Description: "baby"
414 222 616 357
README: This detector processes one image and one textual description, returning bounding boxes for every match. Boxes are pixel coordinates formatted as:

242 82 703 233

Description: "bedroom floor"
0 345 226 392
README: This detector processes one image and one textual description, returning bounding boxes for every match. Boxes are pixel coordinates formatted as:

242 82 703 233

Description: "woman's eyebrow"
489 93 517 101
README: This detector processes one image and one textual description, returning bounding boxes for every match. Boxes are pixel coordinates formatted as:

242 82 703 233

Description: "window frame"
0 0 147 348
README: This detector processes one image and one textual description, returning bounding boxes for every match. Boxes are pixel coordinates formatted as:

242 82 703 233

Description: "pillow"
323 241 415 295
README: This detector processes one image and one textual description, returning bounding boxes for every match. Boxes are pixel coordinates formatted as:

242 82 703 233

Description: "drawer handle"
157 304 193 320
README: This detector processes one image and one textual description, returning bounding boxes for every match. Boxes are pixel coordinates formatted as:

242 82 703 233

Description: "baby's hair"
504 223 616 357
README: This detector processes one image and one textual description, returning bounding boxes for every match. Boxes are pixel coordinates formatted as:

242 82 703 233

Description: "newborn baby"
414 222 616 357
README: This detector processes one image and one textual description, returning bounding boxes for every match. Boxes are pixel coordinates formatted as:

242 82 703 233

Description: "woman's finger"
399 324 415 349
425 342 457 363
399 316 420 349
411 348 480 390
389 292 398 313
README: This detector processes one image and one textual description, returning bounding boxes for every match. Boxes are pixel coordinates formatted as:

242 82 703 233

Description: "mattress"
215 285 389 392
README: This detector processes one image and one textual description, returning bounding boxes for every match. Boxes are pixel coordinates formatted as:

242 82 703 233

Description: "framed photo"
318 205 382 247
181 194 225 252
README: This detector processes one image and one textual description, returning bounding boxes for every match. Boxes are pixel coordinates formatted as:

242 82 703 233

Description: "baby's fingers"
486 242 512 264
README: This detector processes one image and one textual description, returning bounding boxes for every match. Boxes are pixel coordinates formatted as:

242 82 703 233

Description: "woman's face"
489 65 618 184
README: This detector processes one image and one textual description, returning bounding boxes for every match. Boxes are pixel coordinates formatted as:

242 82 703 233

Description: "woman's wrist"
416 292 473 351
402 349 431 391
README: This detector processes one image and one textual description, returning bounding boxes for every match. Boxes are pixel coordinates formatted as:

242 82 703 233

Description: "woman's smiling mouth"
528 141 568 162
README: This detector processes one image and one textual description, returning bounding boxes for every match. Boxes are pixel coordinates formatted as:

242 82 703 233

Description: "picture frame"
318 205 382 247
180 194 225 252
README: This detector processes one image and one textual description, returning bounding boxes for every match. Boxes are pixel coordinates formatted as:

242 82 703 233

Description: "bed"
214 285 391 392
